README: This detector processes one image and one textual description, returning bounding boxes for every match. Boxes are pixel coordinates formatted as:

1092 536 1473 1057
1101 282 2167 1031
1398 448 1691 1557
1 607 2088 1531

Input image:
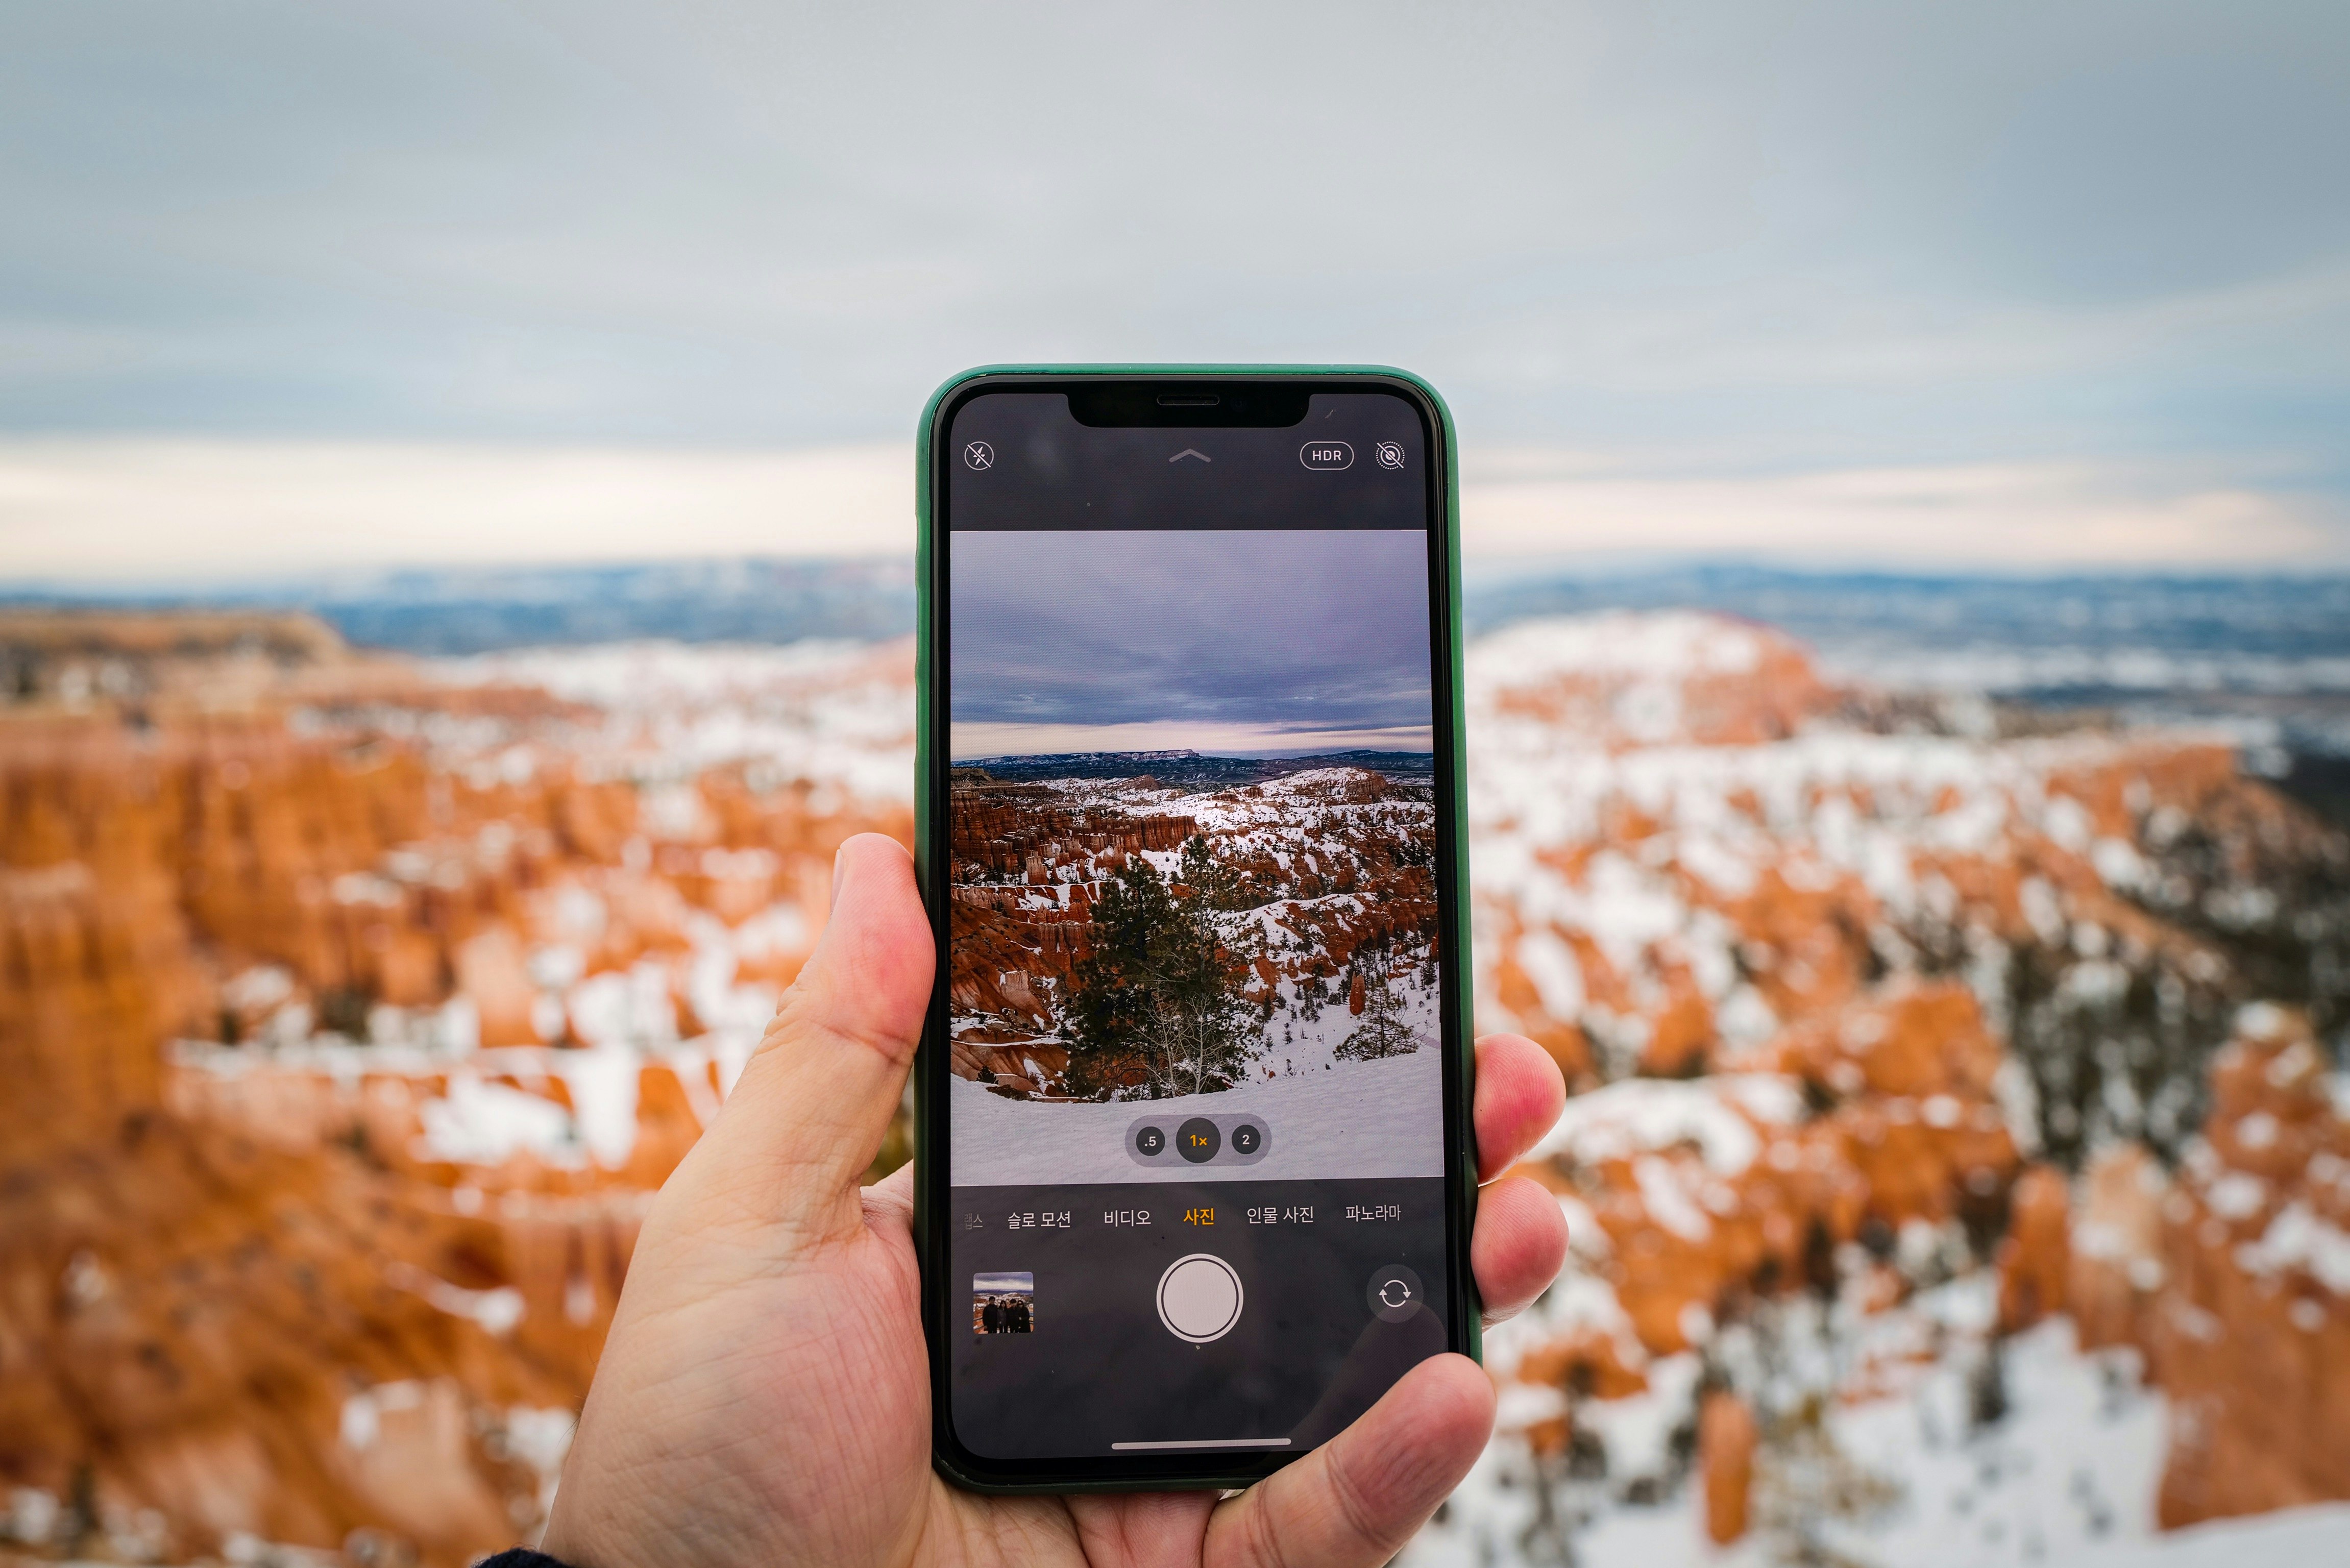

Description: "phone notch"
1067 381 1310 427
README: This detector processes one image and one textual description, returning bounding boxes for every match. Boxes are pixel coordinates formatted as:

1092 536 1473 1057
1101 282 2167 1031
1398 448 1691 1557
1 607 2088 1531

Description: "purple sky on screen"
949 529 1432 756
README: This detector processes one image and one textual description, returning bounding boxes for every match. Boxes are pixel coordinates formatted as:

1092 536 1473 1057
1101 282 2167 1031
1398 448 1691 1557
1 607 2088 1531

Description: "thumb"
1208 1353 1493 1568
699 832 934 1242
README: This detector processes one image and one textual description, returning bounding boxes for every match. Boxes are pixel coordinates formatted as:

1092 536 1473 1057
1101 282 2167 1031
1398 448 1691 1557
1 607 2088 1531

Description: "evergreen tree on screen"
1179 831 1247 910
1337 933 1422 1061
1066 855 1260 1099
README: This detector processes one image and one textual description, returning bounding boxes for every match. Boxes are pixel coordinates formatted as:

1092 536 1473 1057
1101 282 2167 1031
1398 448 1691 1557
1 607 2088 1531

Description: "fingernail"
831 844 849 912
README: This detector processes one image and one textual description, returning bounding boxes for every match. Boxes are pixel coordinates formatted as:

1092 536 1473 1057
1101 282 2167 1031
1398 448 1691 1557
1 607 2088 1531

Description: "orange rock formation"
2043 1007 2350 1528
1 630 912 1565
1698 1390 1758 1544
944 766 1439 1095
10 607 2346 1559
1477 614 2349 1537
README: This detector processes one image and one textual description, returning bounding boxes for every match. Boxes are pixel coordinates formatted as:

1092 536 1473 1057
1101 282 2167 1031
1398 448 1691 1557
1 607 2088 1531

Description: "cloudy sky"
4 2 2347 578
950 530 1433 758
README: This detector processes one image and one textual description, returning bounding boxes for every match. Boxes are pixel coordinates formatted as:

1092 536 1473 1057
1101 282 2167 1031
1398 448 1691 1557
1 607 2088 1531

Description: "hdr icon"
1299 440 1354 470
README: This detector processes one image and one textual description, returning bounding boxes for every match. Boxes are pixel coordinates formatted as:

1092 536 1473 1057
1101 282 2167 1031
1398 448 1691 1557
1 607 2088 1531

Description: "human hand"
542 834 1568 1568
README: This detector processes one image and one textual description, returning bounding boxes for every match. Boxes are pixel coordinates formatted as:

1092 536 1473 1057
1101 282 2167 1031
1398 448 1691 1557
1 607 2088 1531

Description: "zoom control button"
1177 1117 1221 1163
1366 1264 1426 1324
1125 1112 1270 1166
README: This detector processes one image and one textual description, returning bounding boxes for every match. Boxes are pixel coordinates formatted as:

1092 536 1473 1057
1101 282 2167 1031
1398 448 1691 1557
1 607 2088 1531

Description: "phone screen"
932 382 1460 1474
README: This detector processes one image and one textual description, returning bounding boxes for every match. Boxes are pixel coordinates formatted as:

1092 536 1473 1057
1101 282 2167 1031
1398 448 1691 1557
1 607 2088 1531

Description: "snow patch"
1533 1074 1802 1177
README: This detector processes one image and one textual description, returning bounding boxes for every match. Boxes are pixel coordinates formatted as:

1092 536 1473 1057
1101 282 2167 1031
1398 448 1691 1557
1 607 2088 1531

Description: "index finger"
1473 1032 1565 1181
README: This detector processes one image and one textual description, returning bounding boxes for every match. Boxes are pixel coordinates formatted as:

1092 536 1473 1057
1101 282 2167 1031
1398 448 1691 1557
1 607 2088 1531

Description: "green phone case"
913 366 1478 1493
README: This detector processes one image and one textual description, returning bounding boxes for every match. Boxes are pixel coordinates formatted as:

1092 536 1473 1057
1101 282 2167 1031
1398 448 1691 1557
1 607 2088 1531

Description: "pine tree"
1065 855 1262 1099
1337 934 1423 1061
1178 832 1245 910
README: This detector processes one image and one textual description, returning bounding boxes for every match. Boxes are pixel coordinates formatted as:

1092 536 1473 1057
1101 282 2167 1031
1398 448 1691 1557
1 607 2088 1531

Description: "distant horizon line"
14 552 2350 600
952 746 1439 764
6 438 2348 580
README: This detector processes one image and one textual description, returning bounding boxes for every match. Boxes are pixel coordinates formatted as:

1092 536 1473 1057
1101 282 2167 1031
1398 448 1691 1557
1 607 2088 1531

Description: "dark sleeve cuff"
476 1551 573 1568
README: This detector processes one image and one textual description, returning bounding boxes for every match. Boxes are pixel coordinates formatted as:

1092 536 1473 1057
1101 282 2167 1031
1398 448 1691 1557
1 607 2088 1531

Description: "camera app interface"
944 390 1450 1462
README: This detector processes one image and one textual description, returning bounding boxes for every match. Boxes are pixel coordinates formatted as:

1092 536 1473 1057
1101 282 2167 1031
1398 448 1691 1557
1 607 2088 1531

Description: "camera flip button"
1366 1264 1426 1324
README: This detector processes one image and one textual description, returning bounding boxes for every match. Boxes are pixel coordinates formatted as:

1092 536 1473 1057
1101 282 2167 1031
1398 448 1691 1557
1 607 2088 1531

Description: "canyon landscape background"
7 3 2350 1564
4 574 2346 1567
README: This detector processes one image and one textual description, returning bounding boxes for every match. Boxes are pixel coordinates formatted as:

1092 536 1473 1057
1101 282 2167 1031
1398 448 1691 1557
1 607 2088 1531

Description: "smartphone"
914 367 1476 1492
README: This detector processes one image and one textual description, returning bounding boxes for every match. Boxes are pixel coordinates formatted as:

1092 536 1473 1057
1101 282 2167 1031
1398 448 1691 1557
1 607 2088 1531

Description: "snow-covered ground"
173 893 803 1174
949 1042 1446 1186
1409 1282 2350 1568
432 637 916 804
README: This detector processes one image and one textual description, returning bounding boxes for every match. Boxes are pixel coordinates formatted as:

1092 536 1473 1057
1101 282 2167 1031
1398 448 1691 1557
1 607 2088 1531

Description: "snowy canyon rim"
1 602 2345 1567
944 762 1442 1113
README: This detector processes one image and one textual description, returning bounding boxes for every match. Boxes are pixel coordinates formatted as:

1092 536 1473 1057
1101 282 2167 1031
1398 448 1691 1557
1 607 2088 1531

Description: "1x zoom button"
1177 1117 1220 1163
